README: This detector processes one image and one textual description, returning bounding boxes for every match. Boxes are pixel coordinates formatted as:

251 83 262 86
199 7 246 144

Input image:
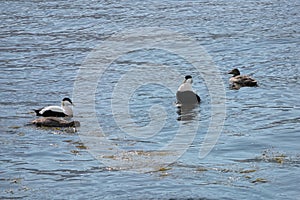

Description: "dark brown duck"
228 68 258 87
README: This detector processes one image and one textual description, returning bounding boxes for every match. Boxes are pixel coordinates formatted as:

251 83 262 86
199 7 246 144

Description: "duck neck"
178 83 193 92
62 104 73 116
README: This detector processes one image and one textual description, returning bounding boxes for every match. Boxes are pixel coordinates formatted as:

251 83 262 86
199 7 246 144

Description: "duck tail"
34 109 42 116
253 81 258 87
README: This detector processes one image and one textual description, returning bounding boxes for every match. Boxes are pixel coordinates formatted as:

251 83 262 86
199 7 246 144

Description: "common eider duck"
31 117 80 127
228 68 258 87
34 98 74 117
176 75 201 106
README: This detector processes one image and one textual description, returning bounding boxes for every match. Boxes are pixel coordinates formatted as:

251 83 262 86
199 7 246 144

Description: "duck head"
228 68 240 76
184 75 193 84
62 98 73 106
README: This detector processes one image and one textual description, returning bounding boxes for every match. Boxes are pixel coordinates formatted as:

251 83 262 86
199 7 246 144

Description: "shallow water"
1 0 300 199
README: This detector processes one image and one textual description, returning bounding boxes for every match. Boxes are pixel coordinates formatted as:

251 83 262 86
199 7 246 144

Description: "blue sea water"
0 0 299 199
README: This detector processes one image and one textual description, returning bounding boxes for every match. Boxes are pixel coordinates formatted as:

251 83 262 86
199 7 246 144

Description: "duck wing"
40 106 63 113
239 75 258 86
231 75 257 87
37 106 68 117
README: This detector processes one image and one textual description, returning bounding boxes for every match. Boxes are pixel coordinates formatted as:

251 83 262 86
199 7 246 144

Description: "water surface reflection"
176 104 200 122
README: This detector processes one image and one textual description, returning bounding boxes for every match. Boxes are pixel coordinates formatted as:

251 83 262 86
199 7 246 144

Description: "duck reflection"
229 82 242 90
31 117 80 127
176 104 199 121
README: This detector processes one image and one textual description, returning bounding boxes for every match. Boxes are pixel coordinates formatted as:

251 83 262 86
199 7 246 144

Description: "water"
1 0 299 199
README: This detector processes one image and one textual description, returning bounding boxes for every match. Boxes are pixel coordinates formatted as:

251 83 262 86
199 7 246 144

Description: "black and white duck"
176 75 201 106
34 98 74 117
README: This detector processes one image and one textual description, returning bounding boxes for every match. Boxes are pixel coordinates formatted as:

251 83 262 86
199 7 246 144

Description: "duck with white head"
34 97 74 117
176 75 201 106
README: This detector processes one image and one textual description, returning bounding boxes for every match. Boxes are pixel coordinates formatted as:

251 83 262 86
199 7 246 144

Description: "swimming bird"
228 68 258 87
176 75 201 106
31 117 80 127
34 98 74 117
